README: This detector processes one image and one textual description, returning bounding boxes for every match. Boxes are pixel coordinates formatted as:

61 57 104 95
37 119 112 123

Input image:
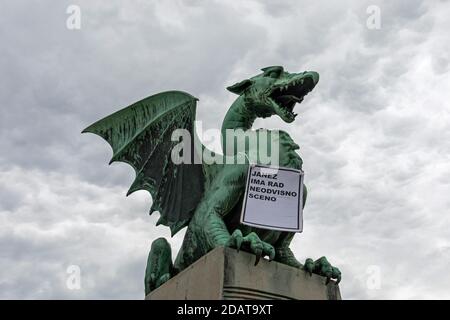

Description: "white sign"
240 164 304 232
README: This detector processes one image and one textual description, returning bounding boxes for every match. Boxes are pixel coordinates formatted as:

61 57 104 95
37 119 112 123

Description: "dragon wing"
83 91 215 235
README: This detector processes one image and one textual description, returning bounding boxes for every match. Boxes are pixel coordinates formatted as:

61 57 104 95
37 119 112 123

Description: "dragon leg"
274 232 303 268
171 166 250 273
144 237 173 295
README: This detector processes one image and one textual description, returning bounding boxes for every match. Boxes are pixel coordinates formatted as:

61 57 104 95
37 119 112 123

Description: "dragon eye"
262 66 284 78
269 71 279 78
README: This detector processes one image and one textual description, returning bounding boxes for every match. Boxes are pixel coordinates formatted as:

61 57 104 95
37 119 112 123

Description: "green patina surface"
83 66 341 295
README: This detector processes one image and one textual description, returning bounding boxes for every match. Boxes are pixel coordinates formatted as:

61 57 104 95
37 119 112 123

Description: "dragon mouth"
269 76 316 122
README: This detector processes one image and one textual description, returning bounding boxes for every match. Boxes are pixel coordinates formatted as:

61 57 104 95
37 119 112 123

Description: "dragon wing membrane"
83 91 210 235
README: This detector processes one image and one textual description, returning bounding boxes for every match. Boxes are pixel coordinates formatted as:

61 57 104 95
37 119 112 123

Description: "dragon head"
227 66 319 123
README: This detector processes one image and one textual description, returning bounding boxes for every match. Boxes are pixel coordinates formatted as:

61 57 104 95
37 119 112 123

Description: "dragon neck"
221 96 257 156
221 96 256 137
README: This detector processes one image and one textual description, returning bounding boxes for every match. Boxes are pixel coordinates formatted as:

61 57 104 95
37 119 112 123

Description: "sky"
0 0 449 299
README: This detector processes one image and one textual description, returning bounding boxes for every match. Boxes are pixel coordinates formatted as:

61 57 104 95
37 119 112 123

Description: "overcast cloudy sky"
1 0 449 299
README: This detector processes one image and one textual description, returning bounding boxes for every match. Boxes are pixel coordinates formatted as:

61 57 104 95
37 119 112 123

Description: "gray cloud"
0 0 449 299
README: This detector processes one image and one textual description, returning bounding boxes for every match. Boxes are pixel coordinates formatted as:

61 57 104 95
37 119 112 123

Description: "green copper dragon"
83 66 341 295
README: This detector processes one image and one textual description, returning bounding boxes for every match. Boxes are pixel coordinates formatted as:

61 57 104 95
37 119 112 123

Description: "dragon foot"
227 229 275 265
144 238 173 295
303 256 341 284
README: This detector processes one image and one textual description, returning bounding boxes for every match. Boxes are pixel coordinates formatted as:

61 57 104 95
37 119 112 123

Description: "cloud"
0 166 186 299
0 0 449 299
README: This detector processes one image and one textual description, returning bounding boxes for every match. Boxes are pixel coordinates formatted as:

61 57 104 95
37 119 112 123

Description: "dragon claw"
332 267 342 285
268 249 275 262
254 253 261 266
228 229 244 251
227 230 275 265
304 258 314 276
304 256 342 285
236 238 243 252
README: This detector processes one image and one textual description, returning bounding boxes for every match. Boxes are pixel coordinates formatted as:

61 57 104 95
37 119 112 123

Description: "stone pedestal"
145 247 341 300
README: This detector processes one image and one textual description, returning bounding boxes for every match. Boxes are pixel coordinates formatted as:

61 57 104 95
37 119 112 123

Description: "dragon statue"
83 66 341 296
